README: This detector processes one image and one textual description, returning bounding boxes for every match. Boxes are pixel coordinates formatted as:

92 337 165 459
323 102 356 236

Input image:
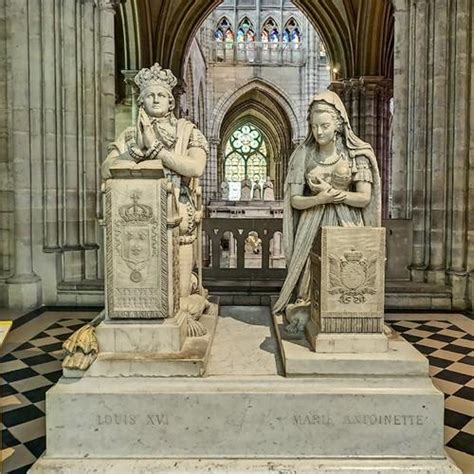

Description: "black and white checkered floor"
1 310 473 473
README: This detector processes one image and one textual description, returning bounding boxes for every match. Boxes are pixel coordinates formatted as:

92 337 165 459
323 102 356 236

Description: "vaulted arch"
214 80 295 199
210 78 301 141
118 0 394 82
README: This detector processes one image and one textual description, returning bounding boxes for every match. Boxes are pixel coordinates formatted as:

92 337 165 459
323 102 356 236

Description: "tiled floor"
1 309 473 473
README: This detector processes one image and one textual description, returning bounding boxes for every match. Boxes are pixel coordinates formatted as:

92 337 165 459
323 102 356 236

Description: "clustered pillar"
391 0 473 310
4 0 119 308
330 77 393 219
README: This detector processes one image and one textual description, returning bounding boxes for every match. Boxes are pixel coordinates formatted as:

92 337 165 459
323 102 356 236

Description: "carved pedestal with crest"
78 161 218 378
307 226 388 353
105 164 180 321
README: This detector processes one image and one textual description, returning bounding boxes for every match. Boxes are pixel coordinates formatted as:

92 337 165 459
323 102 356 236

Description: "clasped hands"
137 109 168 162
307 175 347 204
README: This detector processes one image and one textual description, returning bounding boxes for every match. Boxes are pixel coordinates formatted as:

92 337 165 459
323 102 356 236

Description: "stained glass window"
224 124 268 200
262 18 279 50
237 18 256 44
262 18 280 43
215 17 233 45
283 18 301 45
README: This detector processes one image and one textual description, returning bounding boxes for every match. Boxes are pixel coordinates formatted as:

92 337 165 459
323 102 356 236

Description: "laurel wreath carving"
328 251 378 304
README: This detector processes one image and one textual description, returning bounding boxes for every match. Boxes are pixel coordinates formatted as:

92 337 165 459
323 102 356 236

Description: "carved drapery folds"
330 77 393 219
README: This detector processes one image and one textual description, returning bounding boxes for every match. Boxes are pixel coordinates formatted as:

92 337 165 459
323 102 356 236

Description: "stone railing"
211 41 306 66
202 217 286 284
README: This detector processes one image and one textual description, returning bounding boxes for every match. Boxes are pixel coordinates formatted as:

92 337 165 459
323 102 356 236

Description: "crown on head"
134 63 178 93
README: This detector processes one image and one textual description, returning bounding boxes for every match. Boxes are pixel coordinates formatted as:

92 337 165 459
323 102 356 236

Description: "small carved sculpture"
62 324 99 371
220 180 229 200
263 176 275 201
252 179 262 200
240 177 252 200
273 90 381 336
245 231 262 254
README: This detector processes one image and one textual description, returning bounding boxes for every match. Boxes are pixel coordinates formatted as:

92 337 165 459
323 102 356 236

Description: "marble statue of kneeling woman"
273 91 381 335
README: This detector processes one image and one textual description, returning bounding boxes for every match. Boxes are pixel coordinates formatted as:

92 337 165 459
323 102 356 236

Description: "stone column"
204 138 219 204
406 0 430 282
391 0 473 309
122 69 139 124
5 0 42 309
445 0 472 308
391 0 410 220
98 0 118 159
3 0 119 308
330 77 393 218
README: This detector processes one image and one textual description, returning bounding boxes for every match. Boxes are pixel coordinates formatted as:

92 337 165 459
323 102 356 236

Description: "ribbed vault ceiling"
117 0 394 80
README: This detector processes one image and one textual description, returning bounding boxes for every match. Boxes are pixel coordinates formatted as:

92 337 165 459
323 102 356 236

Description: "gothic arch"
118 0 394 83
210 78 301 141
261 16 280 30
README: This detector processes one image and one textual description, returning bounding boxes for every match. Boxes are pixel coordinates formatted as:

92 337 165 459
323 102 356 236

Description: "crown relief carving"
134 63 178 92
119 191 153 223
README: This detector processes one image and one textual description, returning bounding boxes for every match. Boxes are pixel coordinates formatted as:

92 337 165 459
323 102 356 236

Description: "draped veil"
273 91 381 315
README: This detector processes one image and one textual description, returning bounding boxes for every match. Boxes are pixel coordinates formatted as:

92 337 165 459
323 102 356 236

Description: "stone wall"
0 0 117 308
0 0 11 305
391 0 473 310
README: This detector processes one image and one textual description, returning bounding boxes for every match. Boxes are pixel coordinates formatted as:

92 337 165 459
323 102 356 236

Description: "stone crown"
134 63 177 92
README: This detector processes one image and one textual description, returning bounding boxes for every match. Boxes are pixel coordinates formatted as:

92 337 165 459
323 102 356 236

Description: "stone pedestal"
30 306 460 473
308 226 388 353
105 163 180 320
5 275 42 309
85 304 218 377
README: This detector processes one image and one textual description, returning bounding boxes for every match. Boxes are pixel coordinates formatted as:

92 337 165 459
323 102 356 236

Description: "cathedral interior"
0 0 472 472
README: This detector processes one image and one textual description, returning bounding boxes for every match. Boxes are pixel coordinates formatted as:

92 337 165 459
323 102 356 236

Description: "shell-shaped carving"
187 318 207 338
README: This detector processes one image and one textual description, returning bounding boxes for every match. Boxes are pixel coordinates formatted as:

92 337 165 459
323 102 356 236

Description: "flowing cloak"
272 91 382 315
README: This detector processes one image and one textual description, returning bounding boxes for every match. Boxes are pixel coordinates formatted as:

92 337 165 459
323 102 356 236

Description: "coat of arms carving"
115 190 158 283
328 248 377 304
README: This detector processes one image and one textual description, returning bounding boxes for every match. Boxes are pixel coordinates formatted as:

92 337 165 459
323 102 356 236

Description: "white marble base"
306 320 389 353
97 314 188 354
313 333 389 353
34 375 447 459
86 303 218 377
31 456 461 473
275 313 428 376
30 306 459 473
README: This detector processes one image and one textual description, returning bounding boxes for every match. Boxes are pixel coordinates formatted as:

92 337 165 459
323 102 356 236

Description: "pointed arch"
210 78 301 141
215 15 234 42
283 17 301 43
237 16 256 43
261 16 280 43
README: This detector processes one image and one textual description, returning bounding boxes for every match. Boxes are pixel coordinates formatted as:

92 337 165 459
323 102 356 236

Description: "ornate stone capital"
95 0 123 11
208 137 221 146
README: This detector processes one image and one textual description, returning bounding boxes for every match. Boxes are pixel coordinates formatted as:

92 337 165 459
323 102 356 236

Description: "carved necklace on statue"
312 149 341 167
